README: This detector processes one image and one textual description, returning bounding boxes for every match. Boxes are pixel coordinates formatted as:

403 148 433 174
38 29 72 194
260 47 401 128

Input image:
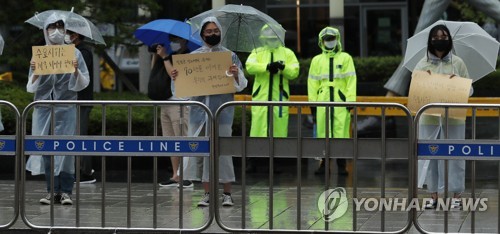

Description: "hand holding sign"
408 70 472 119
31 44 76 75
172 51 236 97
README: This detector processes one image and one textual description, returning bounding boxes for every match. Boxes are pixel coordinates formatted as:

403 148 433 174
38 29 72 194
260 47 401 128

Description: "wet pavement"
0 158 497 233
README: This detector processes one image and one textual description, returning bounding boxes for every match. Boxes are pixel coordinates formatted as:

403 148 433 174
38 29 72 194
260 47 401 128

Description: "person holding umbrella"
171 16 248 207
413 24 470 209
245 25 299 172
25 14 90 205
152 35 193 188
134 19 202 188
308 27 357 176
65 30 97 184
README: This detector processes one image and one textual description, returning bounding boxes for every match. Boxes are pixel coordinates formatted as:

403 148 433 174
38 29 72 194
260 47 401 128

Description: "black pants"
79 106 93 176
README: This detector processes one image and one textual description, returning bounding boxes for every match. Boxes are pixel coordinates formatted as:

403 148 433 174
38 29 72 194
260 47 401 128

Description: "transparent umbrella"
25 9 106 46
403 20 499 82
189 4 286 52
0 33 4 55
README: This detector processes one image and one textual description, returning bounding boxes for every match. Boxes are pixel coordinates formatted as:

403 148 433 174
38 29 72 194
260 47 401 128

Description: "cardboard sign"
173 51 236 97
408 70 472 119
32 45 76 75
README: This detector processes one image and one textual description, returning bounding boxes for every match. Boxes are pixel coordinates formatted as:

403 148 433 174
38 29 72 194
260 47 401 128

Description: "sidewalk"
3 159 498 233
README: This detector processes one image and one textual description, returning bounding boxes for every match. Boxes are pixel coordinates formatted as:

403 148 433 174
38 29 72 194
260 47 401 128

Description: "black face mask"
204 34 221 46
431 39 450 52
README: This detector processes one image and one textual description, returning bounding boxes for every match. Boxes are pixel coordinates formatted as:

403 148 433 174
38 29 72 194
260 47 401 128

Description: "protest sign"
32 45 76 75
408 70 471 119
173 51 235 97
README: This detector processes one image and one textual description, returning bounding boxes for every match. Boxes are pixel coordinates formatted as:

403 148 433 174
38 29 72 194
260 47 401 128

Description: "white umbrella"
403 20 499 82
25 9 106 46
0 33 4 55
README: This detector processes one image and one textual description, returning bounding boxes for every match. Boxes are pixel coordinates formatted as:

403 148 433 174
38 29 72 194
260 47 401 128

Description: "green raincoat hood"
318 26 342 54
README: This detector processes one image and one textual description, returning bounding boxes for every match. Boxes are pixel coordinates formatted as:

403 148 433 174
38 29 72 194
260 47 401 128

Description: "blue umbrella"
134 19 202 52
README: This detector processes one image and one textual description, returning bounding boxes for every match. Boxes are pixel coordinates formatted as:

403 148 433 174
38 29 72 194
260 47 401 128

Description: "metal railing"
214 101 414 233
0 99 496 233
20 100 212 233
414 103 500 234
0 100 20 229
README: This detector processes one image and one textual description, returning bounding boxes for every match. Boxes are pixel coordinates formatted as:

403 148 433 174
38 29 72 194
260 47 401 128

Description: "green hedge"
287 56 403 85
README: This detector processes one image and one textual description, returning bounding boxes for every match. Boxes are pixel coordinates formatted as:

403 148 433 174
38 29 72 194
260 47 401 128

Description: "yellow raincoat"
308 27 356 138
246 28 299 137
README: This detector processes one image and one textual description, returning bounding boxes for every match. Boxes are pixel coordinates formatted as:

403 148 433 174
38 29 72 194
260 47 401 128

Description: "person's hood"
199 16 223 47
259 24 282 50
318 26 342 54
43 13 66 45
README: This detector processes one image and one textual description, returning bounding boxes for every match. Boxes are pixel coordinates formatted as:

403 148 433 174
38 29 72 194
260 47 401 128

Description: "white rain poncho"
182 17 247 183
25 13 90 176
415 51 470 194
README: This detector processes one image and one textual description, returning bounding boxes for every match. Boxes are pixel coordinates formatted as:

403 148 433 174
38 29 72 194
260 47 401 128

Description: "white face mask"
64 34 73 44
324 40 337 49
170 42 181 52
48 28 65 44
266 39 282 48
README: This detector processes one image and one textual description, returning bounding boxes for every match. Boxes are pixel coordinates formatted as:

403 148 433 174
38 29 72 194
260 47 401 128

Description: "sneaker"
222 194 234 207
79 174 96 184
424 198 437 209
39 193 61 205
451 198 462 209
60 193 73 205
159 179 178 187
177 180 194 189
198 193 210 207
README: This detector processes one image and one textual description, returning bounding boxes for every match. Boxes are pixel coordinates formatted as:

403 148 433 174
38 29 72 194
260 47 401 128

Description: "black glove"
267 62 279 74
276 61 285 70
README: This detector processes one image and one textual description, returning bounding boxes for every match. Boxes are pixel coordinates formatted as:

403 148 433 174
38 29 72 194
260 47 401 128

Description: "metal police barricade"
414 103 500 234
20 100 212 233
214 101 414 233
0 100 20 229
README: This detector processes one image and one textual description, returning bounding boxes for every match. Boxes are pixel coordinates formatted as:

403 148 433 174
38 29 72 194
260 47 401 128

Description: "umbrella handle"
225 70 234 77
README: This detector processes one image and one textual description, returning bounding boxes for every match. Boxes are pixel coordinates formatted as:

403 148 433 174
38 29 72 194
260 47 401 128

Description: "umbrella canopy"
25 9 106 45
0 34 4 55
403 20 499 82
134 19 202 52
189 4 286 52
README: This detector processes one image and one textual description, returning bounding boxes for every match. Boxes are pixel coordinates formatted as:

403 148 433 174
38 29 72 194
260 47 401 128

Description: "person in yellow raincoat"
308 26 357 175
246 25 299 137
245 25 299 173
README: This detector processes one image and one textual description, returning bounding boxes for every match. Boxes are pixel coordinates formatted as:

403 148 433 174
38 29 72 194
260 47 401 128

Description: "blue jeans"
43 156 75 194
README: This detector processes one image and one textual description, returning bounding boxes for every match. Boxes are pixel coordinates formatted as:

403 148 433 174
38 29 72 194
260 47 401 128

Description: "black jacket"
76 43 94 100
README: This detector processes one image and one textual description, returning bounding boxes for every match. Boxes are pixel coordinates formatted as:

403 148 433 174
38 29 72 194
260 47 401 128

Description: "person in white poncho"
25 14 90 206
413 24 470 209
170 16 247 207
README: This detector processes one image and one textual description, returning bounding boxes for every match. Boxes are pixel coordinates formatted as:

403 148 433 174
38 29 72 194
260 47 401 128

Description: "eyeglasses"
203 29 220 35
322 35 336 41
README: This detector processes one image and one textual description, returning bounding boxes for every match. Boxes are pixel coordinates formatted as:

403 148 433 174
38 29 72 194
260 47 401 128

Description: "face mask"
431 40 450 52
64 34 73 44
170 42 181 52
48 28 65 44
324 40 337 49
204 34 221 46
266 39 281 48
